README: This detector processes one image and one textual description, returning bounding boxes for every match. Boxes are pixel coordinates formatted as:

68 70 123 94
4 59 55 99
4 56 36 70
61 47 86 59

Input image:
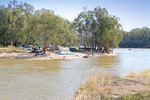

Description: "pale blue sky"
1 0 150 31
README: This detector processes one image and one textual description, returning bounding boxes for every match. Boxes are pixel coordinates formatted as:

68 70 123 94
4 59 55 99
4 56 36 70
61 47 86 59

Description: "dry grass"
74 74 118 100
125 69 150 79
0 47 27 53
74 69 150 100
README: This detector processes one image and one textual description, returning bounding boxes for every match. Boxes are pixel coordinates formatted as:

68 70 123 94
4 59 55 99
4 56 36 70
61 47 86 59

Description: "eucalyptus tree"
15 2 35 45
73 8 93 48
0 7 12 47
8 0 28 46
73 7 123 50
90 7 123 50
29 9 63 53
57 19 79 47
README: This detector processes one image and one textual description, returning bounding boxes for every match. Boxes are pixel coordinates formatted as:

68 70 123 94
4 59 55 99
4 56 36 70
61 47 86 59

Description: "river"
0 49 150 100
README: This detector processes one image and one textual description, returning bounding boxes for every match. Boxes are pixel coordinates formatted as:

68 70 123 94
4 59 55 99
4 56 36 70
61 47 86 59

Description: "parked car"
69 48 78 51
32 46 43 53
21 45 32 50
55 46 62 50
78 48 85 51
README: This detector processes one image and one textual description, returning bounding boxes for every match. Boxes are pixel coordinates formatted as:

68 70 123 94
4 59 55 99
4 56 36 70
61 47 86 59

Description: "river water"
0 49 150 100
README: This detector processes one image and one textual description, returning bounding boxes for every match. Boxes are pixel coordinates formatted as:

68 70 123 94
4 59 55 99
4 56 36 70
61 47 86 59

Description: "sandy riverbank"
0 51 116 60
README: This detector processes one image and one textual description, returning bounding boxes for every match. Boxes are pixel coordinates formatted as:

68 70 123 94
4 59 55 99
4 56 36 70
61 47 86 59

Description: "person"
35 51 38 56
92 52 94 57
43 53 47 57
31 46 33 50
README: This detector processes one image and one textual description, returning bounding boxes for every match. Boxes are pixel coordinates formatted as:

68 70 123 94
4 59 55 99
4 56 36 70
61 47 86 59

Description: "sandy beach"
0 51 116 60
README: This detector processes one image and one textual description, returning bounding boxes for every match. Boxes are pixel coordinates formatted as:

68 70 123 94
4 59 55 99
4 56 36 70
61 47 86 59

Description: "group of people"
35 51 50 57
88 52 94 57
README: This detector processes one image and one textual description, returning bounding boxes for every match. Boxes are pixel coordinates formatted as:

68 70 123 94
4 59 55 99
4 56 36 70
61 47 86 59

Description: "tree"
0 7 12 47
8 0 28 46
73 7 123 51
72 8 93 48
16 2 35 45
58 19 79 47
29 9 63 53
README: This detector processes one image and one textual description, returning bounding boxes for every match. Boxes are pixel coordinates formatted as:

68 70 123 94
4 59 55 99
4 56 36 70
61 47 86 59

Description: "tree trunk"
3 41 8 47
3 43 6 47
42 45 47 53
13 40 17 47
84 41 86 49
6 41 8 47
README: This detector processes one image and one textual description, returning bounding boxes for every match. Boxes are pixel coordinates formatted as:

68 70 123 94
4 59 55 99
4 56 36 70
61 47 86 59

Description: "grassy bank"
74 70 150 100
0 46 27 53
125 69 150 79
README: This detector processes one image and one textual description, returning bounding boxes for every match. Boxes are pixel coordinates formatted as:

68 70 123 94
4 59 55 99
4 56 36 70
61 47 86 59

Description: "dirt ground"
103 77 150 98
74 74 150 99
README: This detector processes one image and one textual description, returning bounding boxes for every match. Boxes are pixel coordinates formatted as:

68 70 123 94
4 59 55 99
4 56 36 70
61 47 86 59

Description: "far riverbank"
0 51 116 60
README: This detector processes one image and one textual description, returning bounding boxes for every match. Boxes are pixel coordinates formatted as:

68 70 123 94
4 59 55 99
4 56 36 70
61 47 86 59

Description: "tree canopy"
1 0 150 51
72 7 123 50
0 0 79 50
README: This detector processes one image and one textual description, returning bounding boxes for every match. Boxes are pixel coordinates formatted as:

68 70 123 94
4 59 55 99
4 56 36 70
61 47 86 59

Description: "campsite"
0 0 150 100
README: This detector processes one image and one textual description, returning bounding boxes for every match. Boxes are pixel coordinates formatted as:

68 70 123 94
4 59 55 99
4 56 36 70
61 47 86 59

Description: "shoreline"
0 51 117 60
74 69 150 99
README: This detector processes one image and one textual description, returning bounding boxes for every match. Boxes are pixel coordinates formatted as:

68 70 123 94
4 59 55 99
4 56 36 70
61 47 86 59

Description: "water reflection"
90 56 120 68
0 59 26 65
0 59 64 100
23 60 62 72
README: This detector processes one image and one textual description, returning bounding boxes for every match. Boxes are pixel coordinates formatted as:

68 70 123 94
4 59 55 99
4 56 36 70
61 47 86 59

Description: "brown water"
0 49 150 100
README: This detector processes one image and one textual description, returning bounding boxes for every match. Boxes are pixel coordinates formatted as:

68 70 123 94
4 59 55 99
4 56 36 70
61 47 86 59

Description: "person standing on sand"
35 51 38 56
92 52 94 57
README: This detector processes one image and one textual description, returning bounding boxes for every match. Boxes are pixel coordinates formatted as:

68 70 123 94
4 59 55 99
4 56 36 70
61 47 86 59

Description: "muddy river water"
0 49 150 99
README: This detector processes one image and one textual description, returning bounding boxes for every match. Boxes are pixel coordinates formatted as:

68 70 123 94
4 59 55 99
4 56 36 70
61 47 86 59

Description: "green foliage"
119 27 150 48
58 19 79 47
29 9 79 53
72 6 123 50
0 0 78 49
0 7 12 47
0 1 123 50
29 9 61 46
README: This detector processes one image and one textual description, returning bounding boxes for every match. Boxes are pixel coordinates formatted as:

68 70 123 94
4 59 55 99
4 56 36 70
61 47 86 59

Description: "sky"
0 0 150 32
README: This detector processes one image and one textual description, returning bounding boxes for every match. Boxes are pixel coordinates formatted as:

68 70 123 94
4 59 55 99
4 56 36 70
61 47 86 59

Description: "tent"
56 51 74 55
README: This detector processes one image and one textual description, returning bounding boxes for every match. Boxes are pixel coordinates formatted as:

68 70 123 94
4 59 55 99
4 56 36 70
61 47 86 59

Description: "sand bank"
0 51 116 60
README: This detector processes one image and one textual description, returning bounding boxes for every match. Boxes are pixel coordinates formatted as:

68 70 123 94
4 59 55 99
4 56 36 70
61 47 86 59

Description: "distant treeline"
119 27 150 48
